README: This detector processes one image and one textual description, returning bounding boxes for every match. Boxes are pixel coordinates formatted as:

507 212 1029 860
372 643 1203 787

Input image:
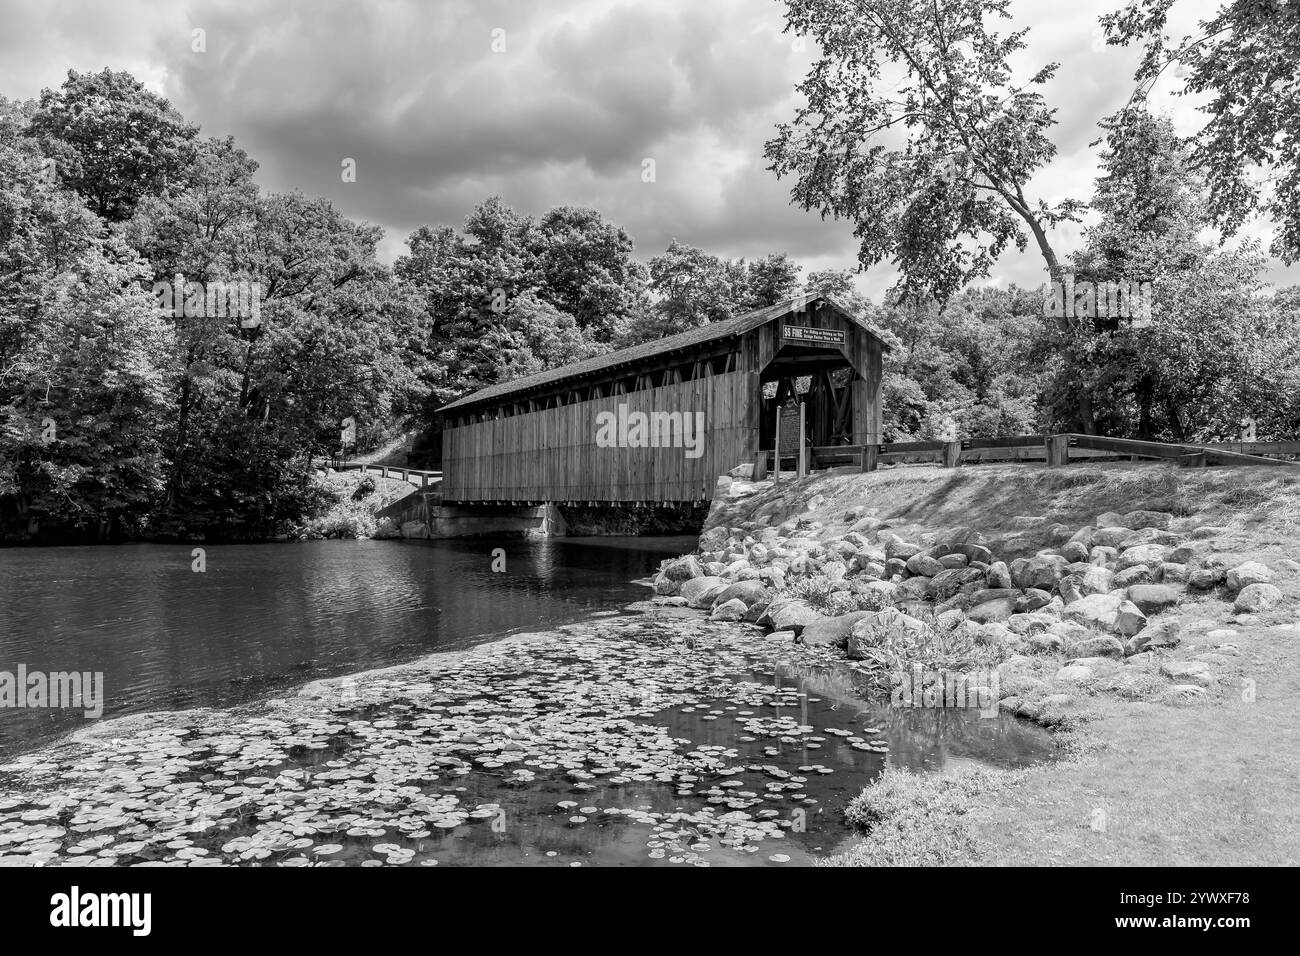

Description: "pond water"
0 537 1055 866
0 536 693 755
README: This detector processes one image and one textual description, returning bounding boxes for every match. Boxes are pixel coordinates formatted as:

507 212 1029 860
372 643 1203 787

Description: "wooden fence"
756 434 1300 474
327 459 444 489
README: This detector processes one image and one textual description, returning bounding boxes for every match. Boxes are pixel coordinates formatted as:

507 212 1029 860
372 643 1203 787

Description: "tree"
532 206 647 341
0 143 170 539
766 0 1081 305
1102 0 1300 260
735 253 803 311
28 69 198 222
621 240 739 343
1041 109 1282 441
876 287 1042 440
395 198 618 403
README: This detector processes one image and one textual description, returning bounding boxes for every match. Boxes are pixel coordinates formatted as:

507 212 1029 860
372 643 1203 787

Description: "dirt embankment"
651 462 1300 865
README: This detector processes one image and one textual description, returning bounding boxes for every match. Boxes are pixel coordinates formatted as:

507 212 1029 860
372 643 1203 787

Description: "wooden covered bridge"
437 295 888 504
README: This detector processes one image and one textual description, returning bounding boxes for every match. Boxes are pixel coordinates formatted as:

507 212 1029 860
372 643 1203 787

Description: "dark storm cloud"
0 0 1291 297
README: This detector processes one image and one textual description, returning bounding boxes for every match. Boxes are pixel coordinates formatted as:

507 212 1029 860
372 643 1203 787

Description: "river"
0 536 1054 866
0 536 692 755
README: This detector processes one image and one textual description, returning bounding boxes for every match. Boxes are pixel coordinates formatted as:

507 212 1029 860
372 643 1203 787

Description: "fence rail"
756 433 1299 474
325 459 444 488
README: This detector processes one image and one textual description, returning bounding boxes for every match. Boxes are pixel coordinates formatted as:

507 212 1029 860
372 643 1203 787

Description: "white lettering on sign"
782 324 845 346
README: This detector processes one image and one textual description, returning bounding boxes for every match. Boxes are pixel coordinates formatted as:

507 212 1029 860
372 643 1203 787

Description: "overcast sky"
2 0 1292 298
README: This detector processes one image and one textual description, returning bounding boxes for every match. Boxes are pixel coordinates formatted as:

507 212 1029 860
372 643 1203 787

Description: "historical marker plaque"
778 404 802 455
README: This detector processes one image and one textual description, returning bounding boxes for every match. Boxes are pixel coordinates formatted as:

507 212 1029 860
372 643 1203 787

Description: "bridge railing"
323 459 444 488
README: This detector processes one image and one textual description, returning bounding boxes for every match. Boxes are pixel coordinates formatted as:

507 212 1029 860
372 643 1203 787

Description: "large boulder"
966 597 1017 624
1234 583 1282 613
1062 592 1124 629
905 553 945 577
895 576 932 601
928 568 972 601
1015 588 1053 612
1168 544 1203 565
1226 561 1272 592
1080 566 1114 595
680 576 728 609
884 537 923 561
1114 599 1147 636
1158 562 1189 584
710 598 748 622
1126 618 1181 655
846 607 931 658
767 599 822 634
652 573 680 596
1092 527 1133 549
661 554 703 581
1007 612 1056 636
1010 555 1067 591
801 611 874 648
1113 564 1154 589
1189 567 1224 590
1117 544 1169 570
1060 541 1090 563
1126 583 1181 615
712 579 768 608
985 561 1013 589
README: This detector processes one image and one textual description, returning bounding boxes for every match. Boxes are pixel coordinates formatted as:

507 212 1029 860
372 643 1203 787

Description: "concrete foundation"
377 492 566 539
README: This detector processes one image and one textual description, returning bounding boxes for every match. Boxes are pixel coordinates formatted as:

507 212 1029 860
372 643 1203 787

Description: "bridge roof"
439 294 883 414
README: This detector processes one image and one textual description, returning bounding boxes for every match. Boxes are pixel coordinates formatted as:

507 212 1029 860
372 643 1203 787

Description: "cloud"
0 0 1293 299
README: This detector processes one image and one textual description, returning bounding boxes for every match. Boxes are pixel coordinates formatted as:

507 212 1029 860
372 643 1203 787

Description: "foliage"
28 69 198 222
1102 0 1300 260
766 0 1082 303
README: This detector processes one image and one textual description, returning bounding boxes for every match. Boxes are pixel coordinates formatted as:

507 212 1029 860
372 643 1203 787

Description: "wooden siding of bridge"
442 370 756 503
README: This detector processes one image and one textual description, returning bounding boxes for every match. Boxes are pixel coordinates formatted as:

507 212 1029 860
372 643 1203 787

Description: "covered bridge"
437 295 887 504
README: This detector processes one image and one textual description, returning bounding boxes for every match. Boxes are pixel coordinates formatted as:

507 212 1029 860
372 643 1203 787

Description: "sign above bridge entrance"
781 323 845 346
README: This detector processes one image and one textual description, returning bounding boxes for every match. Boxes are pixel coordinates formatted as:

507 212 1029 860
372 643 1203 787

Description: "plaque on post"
778 401 805 477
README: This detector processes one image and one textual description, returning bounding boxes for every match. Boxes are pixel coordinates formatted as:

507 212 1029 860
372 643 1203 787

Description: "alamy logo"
890 665 1000 717
50 887 151 936
1044 274 1152 327
595 404 705 459
0 665 103 718
152 274 262 327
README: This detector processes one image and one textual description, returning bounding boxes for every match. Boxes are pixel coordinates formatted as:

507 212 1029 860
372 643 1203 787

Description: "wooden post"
798 401 807 478
1046 434 1070 467
942 440 962 468
422 472 429 490
753 453 768 481
860 444 878 472
773 408 782 485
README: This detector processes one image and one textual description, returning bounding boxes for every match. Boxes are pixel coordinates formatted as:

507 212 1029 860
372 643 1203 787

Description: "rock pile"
649 503 1291 715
